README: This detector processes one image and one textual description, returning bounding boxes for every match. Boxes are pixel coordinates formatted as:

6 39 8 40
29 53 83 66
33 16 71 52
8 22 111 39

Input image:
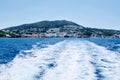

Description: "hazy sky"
0 0 120 30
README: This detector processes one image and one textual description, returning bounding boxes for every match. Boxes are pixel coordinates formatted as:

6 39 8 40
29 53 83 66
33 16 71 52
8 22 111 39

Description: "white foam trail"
0 41 67 80
42 41 96 80
0 40 120 80
84 41 120 80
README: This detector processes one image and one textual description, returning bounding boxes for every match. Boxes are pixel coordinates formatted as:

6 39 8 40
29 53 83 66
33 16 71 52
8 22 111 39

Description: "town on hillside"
1 20 120 38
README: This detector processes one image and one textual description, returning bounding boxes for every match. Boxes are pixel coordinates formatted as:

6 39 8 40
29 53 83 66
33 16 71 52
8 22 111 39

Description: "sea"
0 38 120 80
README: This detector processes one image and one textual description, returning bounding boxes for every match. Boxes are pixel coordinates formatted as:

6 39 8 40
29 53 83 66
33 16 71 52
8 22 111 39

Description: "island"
1 20 120 38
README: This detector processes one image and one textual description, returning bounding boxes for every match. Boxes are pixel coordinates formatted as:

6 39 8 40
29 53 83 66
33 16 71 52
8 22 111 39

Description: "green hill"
4 20 84 32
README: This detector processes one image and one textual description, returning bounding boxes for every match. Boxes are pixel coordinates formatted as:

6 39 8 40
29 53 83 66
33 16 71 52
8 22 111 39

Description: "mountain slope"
4 20 84 31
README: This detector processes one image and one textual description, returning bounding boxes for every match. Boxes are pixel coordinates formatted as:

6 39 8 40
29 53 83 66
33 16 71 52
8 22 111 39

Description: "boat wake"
0 40 120 80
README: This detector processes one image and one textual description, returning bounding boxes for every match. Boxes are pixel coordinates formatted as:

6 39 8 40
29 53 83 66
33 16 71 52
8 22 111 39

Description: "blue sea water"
0 38 64 64
0 38 120 80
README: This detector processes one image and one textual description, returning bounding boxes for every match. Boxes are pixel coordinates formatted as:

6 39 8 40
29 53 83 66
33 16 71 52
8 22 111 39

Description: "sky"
0 0 120 30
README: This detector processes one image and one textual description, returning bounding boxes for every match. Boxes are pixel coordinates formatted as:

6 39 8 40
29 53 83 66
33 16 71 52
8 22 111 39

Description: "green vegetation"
59 27 64 32
0 30 6 37
5 20 83 31
9 34 21 38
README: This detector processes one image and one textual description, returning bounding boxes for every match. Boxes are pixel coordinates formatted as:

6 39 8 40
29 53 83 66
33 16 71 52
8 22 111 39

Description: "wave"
0 40 120 80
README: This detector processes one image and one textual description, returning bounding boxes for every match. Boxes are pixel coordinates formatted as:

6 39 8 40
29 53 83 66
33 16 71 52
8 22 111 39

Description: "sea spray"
0 40 120 80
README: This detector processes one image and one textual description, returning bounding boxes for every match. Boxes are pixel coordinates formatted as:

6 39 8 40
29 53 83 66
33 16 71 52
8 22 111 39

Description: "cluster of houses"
21 28 69 38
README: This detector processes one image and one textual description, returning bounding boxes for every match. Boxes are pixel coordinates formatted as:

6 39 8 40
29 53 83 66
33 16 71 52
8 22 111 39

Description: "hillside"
2 20 120 38
4 20 84 32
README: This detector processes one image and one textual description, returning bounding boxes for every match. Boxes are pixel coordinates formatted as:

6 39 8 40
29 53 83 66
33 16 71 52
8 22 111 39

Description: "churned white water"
0 40 120 80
